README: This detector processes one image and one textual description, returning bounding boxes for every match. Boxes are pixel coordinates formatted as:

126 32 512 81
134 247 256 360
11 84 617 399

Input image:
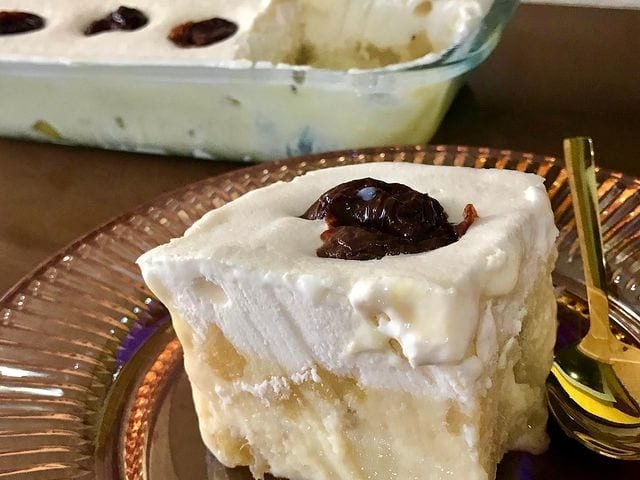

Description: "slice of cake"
137 162 558 480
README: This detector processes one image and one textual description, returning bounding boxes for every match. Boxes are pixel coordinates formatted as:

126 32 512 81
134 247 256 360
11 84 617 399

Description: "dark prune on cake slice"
302 177 477 260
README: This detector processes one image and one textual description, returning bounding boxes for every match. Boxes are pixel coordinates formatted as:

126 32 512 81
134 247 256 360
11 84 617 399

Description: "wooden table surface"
1 4 639 296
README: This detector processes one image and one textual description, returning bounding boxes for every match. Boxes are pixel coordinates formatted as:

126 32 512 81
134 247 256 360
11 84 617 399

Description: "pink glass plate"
1 145 639 480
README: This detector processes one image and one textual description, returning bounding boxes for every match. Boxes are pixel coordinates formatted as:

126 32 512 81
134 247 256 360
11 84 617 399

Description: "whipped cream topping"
139 163 558 373
0 0 493 70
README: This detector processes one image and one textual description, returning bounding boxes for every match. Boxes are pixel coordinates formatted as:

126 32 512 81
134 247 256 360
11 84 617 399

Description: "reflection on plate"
1 145 640 480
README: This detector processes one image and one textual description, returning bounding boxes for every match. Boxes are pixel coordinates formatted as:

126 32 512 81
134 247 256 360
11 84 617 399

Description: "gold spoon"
547 137 640 458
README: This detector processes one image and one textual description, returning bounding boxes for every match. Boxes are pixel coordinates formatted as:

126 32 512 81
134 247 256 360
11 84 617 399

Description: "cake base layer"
171 260 556 480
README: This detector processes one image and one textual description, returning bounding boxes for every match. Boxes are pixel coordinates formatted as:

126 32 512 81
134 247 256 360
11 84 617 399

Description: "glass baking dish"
0 0 518 161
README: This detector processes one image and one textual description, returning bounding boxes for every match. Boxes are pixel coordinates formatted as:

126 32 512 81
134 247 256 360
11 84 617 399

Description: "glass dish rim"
3 142 640 480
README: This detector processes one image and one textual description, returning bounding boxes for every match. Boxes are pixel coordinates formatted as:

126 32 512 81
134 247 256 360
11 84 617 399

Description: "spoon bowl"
549 278 640 458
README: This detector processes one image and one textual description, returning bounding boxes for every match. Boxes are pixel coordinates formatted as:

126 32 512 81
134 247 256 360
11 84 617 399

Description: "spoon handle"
563 137 613 361
563 138 607 291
